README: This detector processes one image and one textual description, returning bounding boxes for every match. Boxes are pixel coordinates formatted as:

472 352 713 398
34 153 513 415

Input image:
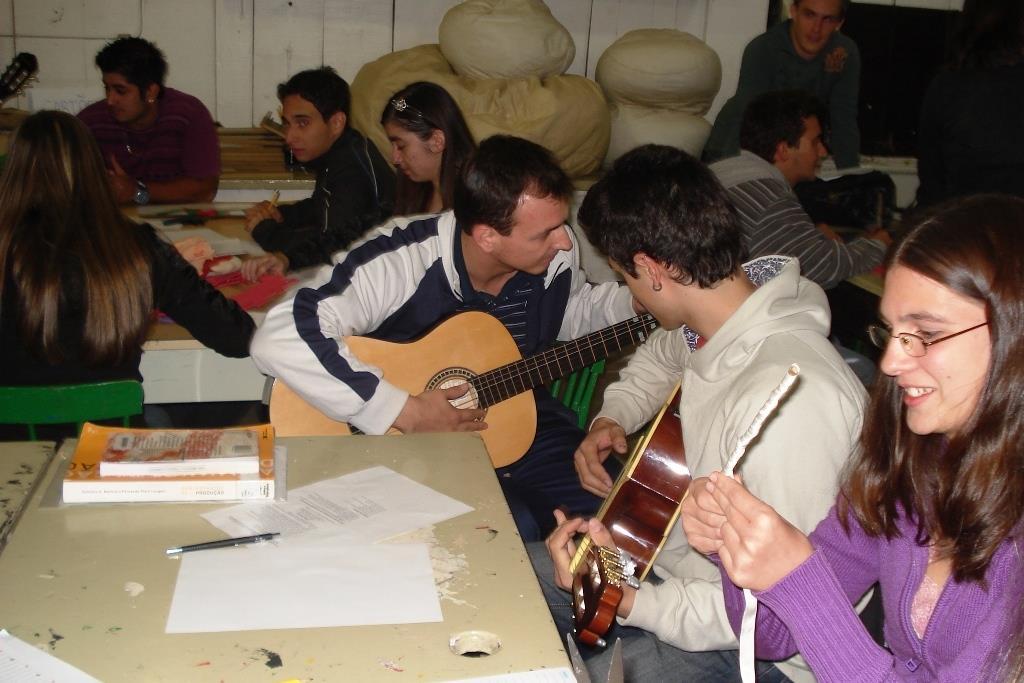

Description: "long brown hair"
381 81 476 215
840 194 1024 583
0 110 152 364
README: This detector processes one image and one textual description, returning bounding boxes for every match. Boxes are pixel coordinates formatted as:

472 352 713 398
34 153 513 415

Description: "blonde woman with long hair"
0 111 253 389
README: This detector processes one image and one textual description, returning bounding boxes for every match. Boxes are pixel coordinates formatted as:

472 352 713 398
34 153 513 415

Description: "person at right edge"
685 194 1024 681
915 0 1024 208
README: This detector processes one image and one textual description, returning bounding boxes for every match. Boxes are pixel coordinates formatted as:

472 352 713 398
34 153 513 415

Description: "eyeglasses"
867 321 988 358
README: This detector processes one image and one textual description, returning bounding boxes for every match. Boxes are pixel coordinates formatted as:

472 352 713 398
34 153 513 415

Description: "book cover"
63 423 276 504
99 428 260 477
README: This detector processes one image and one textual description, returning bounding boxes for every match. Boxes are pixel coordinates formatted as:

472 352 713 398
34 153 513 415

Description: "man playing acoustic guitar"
536 145 868 682
251 135 641 541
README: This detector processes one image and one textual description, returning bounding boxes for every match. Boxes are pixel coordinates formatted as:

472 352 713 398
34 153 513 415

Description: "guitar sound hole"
427 368 485 414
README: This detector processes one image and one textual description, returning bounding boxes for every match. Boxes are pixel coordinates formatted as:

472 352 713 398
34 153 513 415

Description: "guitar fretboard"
472 314 657 408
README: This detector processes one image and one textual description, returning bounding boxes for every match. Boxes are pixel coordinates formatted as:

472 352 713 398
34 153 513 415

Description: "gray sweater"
712 151 885 289
597 257 867 683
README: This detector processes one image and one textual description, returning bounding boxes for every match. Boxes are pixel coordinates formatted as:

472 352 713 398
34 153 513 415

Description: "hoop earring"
652 282 663 292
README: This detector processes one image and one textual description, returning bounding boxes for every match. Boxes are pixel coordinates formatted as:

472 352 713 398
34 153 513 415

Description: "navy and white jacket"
251 211 634 435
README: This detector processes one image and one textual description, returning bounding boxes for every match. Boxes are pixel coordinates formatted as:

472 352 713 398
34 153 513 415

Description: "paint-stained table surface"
0 441 54 553
0 434 570 682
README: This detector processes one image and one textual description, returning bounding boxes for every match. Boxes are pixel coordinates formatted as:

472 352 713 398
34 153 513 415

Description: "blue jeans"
495 392 621 542
526 541 792 683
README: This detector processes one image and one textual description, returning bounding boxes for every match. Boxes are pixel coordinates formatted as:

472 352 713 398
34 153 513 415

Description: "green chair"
0 380 144 440
549 359 606 429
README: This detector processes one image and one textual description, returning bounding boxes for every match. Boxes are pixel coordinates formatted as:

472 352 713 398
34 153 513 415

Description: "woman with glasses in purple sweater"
683 193 1024 681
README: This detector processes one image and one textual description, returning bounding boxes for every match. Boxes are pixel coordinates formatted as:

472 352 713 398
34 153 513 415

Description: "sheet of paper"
165 536 441 633
156 227 265 256
202 465 473 543
0 629 101 682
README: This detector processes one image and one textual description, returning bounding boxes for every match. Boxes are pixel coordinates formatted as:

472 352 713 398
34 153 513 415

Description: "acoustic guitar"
270 311 659 467
0 53 38 105
570 384 690 647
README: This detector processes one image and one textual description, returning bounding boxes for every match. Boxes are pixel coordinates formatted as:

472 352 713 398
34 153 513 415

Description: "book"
63 423 276 504
99 428 260 477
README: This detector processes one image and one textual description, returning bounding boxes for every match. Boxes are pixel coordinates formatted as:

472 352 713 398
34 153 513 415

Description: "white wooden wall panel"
0 1 13 35
0 36 13 108
0 0 771 128
897 0 962 8
704 0 767 120
12 0 139 38
143 0 216 110
322 0 393 82
252 0 324 124
546 0 593 76
20 37 105 113
215 0 254 126
393 0 456 51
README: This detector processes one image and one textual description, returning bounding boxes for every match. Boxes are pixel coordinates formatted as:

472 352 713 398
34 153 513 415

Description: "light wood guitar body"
270 311 658 468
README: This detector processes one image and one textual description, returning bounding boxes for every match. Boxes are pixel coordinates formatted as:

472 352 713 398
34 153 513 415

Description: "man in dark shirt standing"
241 68 395 279
711 90 888 290
704 0 860 169
78 37 220 205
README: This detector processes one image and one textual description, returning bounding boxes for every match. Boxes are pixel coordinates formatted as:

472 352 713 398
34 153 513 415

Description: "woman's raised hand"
706 472 814 592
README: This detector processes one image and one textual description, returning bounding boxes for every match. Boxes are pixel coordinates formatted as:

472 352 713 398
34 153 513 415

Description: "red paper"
229 274 295 310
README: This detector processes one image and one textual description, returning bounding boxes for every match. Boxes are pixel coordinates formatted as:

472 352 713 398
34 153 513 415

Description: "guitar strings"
476 317 653 401
450 316 653 408
453 316 656 408
478 316 654 393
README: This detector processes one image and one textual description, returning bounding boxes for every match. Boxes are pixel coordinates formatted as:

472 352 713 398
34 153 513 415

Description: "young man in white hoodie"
534 144 868 682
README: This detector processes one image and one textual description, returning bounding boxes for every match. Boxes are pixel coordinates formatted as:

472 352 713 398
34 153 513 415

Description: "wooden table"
0 434 570 681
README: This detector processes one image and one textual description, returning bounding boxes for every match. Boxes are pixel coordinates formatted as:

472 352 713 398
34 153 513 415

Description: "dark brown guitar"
570 385 690 647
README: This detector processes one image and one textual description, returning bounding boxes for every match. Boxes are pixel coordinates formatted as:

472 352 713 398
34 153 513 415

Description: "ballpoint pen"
165 532 280 556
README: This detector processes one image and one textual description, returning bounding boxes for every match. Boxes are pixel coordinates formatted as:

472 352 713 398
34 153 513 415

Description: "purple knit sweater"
721 504 1022 681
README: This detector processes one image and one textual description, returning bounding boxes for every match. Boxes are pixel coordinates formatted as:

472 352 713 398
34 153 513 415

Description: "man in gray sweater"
711 90 889 290
532 144 867 683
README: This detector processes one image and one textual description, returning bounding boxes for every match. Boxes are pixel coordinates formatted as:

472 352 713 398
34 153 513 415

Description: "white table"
0 434 571 681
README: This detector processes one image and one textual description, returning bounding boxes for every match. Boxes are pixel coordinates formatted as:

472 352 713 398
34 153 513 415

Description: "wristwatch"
133 179 151 205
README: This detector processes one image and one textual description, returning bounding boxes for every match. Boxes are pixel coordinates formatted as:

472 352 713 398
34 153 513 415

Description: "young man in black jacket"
242 67 395 280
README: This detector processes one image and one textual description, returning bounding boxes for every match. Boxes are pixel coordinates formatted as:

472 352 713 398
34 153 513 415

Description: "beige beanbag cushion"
439 0 575 79
604 103 711 167
350 44 609 178
596 29 721 114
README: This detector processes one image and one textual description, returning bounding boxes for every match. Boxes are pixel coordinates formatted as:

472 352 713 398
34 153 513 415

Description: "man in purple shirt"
78 37 220 205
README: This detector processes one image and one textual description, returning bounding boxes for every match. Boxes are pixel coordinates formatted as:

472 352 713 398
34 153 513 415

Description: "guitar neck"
473 314 656 408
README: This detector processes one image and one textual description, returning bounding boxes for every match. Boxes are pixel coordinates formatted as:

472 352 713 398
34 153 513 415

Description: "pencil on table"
270 190 280 208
